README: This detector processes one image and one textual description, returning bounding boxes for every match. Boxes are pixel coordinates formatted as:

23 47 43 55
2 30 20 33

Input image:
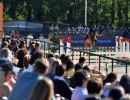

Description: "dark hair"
83 65 91 72
79 57 85 63
63 56 71 65
34 58 49 74
119 75 130 93
16 48 28 68
1 41 8 49
30 50 44 65
19 40 26 48
66 60 74 71
60 54 65 64
103 72 117 85
35 42 41 48
89 28 97 34
55 65 65 76
87 78 103 94
74 69 90 86
108 86 125 100
47 53 55 59
75 64 82 71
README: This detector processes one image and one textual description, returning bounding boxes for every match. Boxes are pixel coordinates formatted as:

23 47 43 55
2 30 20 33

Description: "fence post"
44 41 45 57
59 45 60 56
80 51 81 57
88 54 90 65
126 63 127 74
99 56 101 71
112 59 113 72
72 50 74 60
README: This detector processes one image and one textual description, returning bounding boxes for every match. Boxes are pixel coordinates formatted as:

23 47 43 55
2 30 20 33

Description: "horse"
85 33 97 49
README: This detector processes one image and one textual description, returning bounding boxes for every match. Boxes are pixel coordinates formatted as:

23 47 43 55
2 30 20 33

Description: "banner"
70 37 115 46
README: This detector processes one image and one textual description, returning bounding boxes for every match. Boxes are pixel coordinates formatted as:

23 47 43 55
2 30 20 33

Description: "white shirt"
71 87 88 100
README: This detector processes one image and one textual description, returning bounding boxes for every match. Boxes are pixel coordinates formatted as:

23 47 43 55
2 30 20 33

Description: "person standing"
39 34 44 50
27 33 33 46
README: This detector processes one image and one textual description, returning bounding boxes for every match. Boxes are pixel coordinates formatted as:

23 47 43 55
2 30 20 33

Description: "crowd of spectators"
0 35 130 100
49 24 130 37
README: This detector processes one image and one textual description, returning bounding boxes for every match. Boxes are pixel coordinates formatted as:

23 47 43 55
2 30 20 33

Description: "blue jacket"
9 71 39 100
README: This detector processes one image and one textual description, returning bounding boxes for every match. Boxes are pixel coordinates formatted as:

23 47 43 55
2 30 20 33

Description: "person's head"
55 65 66 77
108 86 125 100
104 72 117 85
79 57 85 64
1 41 8 48
19 40 26 48
16 48 28 60
29 50 44 65
0 48 13 62
35 42 41 50
0 62 14 83
74 69 90 88
29 77 54 100
23 55 31 69
119 75 130 94
66 60 74 71
60 54 65 64
87 78 103 97
83 65 91 73
47 53 55 59
63 55 71 65
10 40 17 50
31 43 35 50
33 58 49 75
48 59 61 74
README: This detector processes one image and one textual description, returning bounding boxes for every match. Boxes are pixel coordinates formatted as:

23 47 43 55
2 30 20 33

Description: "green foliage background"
1 0 130 28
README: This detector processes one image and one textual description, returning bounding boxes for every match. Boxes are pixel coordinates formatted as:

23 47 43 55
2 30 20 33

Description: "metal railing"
19 35 130 74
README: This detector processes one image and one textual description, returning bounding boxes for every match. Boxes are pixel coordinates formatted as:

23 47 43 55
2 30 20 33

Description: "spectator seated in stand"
108 86 125 100
9 58 50 100
29 77 54 100
86 78 103 100
53 65 72 99
75 57 85 71
0 62 14 98
71 69 90 100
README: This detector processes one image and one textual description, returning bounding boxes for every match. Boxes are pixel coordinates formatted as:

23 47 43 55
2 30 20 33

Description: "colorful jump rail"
116 37 130 65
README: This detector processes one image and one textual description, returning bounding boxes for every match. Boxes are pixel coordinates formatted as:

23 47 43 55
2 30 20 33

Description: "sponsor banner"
61 37 116 46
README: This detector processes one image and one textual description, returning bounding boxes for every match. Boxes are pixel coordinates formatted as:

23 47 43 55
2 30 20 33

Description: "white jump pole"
115 36 119 58
119 37 123 58
122 41 125 58
60 40 64 55
126 41 129 58
66 42 71 55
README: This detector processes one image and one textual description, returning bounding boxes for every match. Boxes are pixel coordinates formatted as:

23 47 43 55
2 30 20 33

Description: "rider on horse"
85 28 98 45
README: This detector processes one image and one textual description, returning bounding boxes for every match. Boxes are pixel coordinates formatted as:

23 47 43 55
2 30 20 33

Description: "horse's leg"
85 40 88 49
90 44 93 49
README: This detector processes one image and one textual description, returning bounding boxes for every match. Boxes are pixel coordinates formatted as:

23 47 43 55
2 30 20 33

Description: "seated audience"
23 55 31 71
29 77 54 100
66 60 75 77
28 50 44 72
71 69 90 100
0 62 15 97
1 41 8 49
53 65 72 99
75 57 85 71
108 86 125 100
103 72 117 98
16 48 28 68
119 75 130 94
9 58 49 100
46 59 62 80
86 78 103 100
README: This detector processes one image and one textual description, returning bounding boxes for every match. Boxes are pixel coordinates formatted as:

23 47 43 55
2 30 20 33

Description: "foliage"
1 0 130 28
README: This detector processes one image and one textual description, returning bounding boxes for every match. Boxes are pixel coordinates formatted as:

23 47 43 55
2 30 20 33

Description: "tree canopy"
1 0 130 28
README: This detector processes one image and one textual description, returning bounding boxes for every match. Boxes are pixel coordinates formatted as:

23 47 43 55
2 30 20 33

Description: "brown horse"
85 33 97 49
